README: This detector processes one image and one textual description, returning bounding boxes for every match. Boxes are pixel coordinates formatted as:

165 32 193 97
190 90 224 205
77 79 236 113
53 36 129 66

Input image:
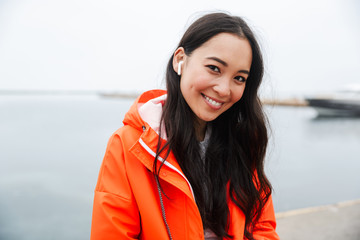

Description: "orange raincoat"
91 90 279 240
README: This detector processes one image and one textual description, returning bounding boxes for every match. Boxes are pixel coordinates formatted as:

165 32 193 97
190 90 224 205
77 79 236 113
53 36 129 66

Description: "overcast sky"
0 0 359 97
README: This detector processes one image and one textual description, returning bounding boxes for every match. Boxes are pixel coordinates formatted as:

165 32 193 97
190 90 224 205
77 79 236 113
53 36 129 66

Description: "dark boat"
305 85 360 117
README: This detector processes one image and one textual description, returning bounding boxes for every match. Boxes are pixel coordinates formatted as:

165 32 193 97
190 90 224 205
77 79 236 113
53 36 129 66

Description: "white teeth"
204 95 221 106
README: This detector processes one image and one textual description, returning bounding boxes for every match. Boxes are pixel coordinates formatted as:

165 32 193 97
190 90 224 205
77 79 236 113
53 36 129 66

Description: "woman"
91 12 279 240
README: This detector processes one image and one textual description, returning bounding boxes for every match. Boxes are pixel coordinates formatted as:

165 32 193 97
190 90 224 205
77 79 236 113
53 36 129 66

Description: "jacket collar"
124 90 195 201
122 89 167 132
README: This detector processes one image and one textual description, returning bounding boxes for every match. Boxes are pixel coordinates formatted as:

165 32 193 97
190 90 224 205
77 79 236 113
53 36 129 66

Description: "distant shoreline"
0 90 99 96
0 90 139 98
0 90 309 107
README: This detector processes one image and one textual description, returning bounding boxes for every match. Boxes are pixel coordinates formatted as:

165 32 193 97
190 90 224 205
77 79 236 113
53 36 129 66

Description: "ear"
172 47 186 75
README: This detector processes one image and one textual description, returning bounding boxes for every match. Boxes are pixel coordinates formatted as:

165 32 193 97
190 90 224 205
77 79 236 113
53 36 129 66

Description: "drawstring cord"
143 125 172 240
155 175 173 240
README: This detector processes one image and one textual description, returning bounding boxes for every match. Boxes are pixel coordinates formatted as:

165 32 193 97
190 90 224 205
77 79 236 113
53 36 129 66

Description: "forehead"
191 33 252 66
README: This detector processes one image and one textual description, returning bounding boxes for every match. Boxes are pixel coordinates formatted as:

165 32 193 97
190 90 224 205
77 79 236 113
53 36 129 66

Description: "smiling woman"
173 33 252 138
91 12 279 240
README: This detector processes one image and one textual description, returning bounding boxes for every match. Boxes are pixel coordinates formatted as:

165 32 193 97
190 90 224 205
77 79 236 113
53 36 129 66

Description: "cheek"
190 71 212 91
232 85 246 102
181 72 209 92
195 77 211 90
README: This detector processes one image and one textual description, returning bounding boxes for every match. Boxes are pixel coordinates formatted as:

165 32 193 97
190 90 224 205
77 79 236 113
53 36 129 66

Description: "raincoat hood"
123 89 167 136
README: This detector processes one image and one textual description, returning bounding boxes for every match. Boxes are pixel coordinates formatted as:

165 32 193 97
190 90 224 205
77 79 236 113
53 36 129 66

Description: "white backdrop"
0 0 359 97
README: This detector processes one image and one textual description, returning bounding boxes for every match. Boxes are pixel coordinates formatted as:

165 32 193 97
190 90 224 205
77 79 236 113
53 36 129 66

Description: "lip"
201 93 224 110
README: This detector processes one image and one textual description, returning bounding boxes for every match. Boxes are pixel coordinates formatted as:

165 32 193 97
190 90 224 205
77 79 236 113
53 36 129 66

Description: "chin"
200 115 218 122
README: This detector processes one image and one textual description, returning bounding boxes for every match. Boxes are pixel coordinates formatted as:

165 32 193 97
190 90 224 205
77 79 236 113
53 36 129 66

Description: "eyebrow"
206 56 250 75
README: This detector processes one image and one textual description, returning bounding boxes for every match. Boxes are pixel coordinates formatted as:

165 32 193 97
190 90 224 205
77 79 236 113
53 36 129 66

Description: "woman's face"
174 33 252 126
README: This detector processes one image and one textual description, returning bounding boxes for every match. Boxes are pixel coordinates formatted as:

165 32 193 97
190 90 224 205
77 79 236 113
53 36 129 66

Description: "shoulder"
107 125 142 152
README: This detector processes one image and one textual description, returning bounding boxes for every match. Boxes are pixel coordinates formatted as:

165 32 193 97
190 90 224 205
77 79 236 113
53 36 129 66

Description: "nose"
213 78 231 97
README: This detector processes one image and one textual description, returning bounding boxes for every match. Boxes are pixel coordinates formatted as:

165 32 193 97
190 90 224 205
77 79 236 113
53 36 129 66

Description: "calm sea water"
1 95 359 240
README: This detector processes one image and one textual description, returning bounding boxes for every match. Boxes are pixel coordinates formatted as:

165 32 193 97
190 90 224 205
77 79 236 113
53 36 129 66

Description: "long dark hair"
154 12 272 239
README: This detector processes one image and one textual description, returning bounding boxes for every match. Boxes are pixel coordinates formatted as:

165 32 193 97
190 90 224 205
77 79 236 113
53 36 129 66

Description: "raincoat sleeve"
252 195 280 240
91 132 141 240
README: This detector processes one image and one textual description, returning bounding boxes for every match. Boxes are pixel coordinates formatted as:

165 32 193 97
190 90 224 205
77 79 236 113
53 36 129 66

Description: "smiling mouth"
202 94 223 107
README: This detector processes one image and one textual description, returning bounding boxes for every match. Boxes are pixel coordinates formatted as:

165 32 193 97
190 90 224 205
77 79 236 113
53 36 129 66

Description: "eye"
206 65 220 73
234 76 246 83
